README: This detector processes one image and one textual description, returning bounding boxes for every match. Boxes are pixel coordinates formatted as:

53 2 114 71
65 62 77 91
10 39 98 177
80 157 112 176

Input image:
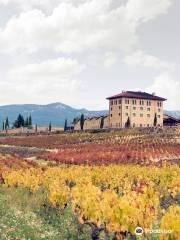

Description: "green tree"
5 117 9 130
28 115 32 128
80 114 85 130
125 117 130 128
64 119 68 131
154 113 157 127
24 117 29 127
13 114 25 128
49 122 52 132
100 117 104 129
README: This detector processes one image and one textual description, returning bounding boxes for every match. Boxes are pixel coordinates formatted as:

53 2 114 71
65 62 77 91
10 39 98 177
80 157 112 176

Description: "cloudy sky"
0 0 179 110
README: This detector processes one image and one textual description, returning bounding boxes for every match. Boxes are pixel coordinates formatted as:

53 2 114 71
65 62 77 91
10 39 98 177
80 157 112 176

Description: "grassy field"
0 187 91 240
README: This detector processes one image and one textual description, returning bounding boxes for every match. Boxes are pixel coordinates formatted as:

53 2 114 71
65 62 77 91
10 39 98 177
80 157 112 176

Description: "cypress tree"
64 119 68 131
13 114 25 128
29 115 32 128
100 117 104 129
2 121 5 131
25 117 29 127
125 117 130 128
49 122 52 132
80 114 85 130
5 117 9 130
154 113 157 127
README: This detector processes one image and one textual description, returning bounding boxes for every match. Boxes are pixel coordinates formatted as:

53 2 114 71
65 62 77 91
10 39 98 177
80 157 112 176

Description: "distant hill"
164 110 180 119
0 103 108 127
0 103 179 127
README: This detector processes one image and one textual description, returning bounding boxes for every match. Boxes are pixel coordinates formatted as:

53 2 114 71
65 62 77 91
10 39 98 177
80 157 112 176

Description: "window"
158 115 161 118
147 114 150 118
119 99 122 104
157 102 162 107
119 113 121 116
111 100 113 105
114 100 117 105
119 106 121 110
111 114 113 117
147 108 150 111
140 107 143 110
125 113 128 116
133 107 136 110
147 124 150 127
125 99 130 104
147 101 151 106
111 107 113 111
133 123 136 127
158 108 161 112
132 100 136 105
140 114 143 117
133 113 136 117
140 124 142 127
125 106 129 109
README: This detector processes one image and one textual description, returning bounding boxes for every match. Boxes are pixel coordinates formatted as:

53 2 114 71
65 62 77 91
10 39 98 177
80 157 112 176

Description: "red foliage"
0 154 39 183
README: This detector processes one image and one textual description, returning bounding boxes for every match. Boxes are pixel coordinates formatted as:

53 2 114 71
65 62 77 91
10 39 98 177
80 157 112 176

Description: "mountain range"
0 103 108 127
0 103 179 127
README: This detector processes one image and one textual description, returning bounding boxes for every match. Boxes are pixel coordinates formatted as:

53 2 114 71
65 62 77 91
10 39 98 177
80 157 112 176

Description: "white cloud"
104 52 118 68
146 72 180 110
1 57 85 103
124 50 174 71
9 57 85 80
0 0 177 109
0 57 86 105
126 0 173 22
0 0 71 12
0 0 174 54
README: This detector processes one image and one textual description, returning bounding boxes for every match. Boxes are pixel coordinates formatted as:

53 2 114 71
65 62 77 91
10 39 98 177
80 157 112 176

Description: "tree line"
2 114 70 132
2 114 33 131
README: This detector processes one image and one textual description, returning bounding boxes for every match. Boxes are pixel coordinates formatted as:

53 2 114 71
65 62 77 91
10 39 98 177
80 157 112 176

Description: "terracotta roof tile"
107 91 167 101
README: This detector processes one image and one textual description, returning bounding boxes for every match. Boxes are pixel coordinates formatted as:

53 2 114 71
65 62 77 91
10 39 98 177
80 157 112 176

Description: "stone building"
107 91 166 128
74 91 167 130
74 115 109 130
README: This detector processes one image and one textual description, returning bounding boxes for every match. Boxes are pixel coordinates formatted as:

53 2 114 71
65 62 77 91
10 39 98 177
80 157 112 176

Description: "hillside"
164 110 180 119
0 103 108 127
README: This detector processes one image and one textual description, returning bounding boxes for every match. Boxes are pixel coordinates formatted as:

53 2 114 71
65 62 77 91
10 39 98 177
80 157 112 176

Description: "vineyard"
0 128 179 239
0 154 39 182
2 164 180 240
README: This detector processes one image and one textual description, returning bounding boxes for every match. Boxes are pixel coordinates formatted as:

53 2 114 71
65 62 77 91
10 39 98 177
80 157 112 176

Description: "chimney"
152 92 156 96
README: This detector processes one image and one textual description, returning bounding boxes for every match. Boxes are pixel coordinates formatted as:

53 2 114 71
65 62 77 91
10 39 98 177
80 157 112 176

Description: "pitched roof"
107 91 167 101
163 114 180 122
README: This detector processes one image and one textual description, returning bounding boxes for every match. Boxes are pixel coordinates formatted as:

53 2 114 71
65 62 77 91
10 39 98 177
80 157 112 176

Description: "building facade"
107 91 167 128
74 91 167 130
74 115 109 130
